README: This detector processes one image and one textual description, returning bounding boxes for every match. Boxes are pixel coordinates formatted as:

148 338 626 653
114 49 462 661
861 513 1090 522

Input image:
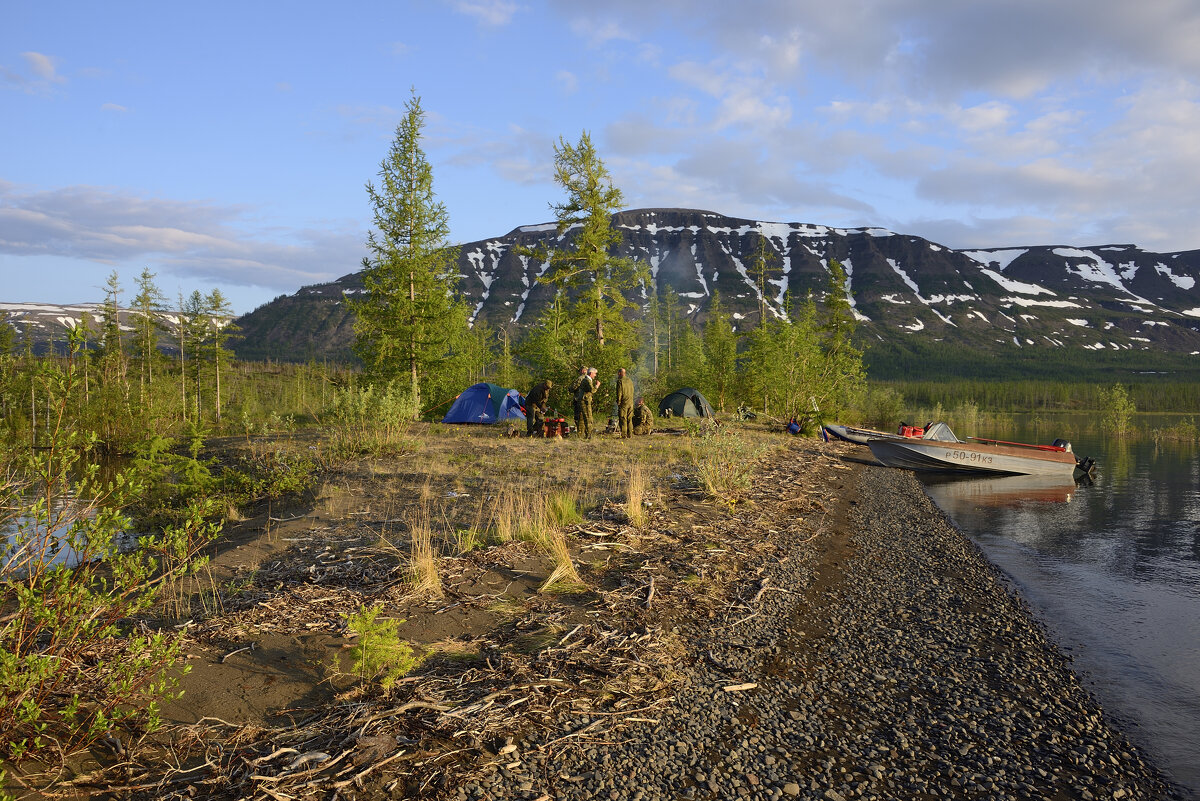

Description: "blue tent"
441 382 527 424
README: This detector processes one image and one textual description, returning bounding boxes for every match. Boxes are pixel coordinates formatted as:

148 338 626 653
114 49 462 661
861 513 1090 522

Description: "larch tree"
816 259 865 419
534 131 647 373
751 234 780 327
205 289 239 423
130 267 167 410
180 290 209 422
701 291 739 412
98 270 128 390
350 91 468 415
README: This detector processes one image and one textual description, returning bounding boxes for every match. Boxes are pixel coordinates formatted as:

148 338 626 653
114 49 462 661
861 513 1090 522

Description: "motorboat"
822 421 943 445
866 423 1096 477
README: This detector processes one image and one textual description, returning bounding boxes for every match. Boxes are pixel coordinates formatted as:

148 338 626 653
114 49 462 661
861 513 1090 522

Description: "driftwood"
76 436 844 800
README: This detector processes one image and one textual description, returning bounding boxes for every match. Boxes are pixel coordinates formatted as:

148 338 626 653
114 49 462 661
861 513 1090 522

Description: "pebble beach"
467 463 1177 801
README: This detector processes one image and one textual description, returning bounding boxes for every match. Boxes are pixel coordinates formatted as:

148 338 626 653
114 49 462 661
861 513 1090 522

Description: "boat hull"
822 424 896 445
867 438 1079 477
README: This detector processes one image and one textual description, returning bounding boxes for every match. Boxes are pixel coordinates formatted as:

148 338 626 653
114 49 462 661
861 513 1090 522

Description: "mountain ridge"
6 208 1200 365
232 207 1200 362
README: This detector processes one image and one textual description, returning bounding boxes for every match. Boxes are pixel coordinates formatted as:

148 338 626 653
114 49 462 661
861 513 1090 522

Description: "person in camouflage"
576 367 598 440
569 366 588 437
525 379 552 437
632 397 654 435
616 367 635 439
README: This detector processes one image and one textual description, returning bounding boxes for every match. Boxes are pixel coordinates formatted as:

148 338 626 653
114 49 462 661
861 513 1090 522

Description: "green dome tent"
659 387 715 418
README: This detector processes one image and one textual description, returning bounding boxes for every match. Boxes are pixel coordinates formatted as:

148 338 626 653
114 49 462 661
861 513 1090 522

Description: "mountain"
0 302 224 356
230 208 1200 365
7 209 1200 367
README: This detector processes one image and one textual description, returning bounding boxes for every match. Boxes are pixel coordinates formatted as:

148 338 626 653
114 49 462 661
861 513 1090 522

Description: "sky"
6 0 1200 314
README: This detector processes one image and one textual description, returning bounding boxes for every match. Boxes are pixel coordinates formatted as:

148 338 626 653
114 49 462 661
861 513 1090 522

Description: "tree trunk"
409 269 420 417
214 355 221 423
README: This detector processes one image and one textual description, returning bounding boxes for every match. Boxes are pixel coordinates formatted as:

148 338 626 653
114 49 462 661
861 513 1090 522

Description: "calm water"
916 420 1200 798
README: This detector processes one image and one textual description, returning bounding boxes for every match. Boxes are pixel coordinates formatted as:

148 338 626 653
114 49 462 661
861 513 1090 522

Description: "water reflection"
917 423 1200 797
921 472 1079 508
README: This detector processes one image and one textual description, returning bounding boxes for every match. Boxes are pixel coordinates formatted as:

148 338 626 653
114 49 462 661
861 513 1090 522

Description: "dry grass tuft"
539 527 585 594
491 490 521 543
625 464 648 527
407 509 443 599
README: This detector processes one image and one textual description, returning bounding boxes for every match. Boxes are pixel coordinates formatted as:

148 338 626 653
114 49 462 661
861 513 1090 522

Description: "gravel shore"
468 462 1177 801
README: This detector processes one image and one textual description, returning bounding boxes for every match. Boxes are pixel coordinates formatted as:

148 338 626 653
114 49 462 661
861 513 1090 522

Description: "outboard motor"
1075 455 1097 476
1052 438 1073 452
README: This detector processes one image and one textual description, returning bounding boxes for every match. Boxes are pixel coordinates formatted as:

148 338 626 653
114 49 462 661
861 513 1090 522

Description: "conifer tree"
701 292 739 411
817 259 865 418
130 267 167 409
350 91 469 415
98 270 128 389
205 289 239 423
823 259 857 350
180 290 208 422
0 314 14 357
751 234 780 326
534 131 647 375
516 290 578 393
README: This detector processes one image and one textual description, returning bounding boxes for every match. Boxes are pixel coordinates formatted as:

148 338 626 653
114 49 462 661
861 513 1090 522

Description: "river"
916 418 1200 798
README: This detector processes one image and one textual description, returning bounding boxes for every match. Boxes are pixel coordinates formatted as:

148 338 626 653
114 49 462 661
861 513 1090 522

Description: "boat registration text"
945 450 994 465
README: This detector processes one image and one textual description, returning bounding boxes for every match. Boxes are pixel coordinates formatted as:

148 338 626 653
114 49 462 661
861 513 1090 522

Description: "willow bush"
0 351 220 768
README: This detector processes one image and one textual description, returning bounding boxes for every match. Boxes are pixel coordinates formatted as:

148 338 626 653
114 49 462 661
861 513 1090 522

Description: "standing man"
577 367 598 440
569 366 588 437
616 367 635 439
525 379 552 437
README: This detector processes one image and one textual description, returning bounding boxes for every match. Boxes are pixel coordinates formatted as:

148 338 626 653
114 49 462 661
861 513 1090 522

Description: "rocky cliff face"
231 208 1200 362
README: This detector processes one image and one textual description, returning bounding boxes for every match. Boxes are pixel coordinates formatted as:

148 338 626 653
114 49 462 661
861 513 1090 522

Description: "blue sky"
6 0 1200 313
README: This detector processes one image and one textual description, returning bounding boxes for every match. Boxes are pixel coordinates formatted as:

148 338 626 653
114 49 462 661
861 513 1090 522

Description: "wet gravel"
462 465 1177 800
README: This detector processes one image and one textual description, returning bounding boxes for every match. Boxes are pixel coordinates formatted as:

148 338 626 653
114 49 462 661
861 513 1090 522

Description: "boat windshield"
921 422 959 442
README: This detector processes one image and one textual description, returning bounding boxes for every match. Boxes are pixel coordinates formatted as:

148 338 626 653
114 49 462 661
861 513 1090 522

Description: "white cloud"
556 70 578 95
2 51 67 94
562 0 1200 96
0 184 357 291
569 17 636 47
22 52 64 83
948 101 1014 134
100 102 127 112
444 124 557 186
451 0 520 26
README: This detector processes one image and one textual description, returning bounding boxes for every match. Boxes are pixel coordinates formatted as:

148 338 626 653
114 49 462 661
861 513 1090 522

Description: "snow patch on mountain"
886 259 921 296
978 268 1055 296
1054 248 1155 304
687 242 709 297
929 307 956 327
837 258 870 321
1155 263 1196 290
1001 297 1082 309
961 249 1028 271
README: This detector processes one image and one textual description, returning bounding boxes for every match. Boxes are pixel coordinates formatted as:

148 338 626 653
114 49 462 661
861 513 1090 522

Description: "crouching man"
632 397 654 435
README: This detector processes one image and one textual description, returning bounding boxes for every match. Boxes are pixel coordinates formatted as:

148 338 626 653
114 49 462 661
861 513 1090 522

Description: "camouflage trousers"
619 406 633 438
